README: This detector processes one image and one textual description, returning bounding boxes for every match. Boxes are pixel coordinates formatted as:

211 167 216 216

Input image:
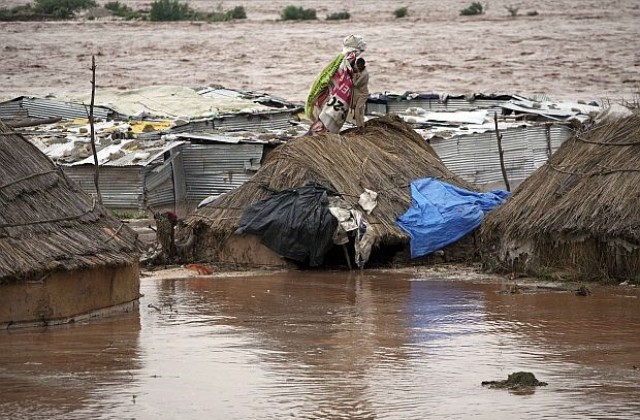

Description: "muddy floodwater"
1 269 639 419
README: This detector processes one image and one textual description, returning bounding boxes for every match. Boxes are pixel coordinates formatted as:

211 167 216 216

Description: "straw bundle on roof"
0 120 139 283
481 114 640 279
188 116 475 262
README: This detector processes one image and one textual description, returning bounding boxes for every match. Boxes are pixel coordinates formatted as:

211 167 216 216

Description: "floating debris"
575 285 592 296
482 371 548 389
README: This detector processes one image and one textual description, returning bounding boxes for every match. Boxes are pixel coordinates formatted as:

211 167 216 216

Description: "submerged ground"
1 267 639 419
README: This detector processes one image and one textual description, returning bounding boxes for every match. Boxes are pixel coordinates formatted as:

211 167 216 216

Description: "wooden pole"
494 113 511 192
545 123 552 158
89 55 103 204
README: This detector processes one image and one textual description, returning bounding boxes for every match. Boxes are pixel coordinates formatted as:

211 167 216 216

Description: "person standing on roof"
305 34 366 135
351 57 369 127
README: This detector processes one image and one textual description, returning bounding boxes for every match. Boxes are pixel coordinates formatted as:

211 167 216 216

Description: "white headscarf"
342 34 366 55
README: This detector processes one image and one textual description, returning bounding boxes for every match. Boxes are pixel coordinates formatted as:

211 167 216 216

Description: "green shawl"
305 53 345 119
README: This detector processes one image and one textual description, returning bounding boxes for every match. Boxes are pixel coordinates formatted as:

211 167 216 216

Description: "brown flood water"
1 270 639 419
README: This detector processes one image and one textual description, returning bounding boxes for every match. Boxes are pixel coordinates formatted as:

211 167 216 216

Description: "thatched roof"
481 114 640 277
189 116 475 250
0 120 139 283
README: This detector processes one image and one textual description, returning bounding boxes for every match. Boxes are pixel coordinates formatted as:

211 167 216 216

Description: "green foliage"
111 210 148 220
149 0 193 21
0 4 37 21
281 5 317 21
393 6 408 18
227 5 246 19
205 5 247 22
505 5 519 17
104 1 141 19
460 2 485 16
33 0 97 19
326 11 350 21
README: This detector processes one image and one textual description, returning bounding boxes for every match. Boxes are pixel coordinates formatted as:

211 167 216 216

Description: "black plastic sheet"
236 183 338 267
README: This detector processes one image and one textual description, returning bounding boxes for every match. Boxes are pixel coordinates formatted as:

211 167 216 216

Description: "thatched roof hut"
188 116 477 267
0 120 140 327
481 114 640 280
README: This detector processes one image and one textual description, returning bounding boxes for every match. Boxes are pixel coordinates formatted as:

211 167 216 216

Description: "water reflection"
0 312 141 419
1 271 639 419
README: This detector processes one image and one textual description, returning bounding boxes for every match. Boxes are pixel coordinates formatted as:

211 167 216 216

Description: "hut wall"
201 234 291 268
0 263 140 327
489 237 640 280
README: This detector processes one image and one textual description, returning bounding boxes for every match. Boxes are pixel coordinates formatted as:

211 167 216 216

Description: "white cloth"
358 189 378 214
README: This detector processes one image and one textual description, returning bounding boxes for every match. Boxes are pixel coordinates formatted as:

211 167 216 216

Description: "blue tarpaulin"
397 178 510 258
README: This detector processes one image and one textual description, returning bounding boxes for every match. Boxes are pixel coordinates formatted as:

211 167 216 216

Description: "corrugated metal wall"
61 143 265 210
430 124 573 189
370 97 511 115
0 99 28 120
181 143 264 202
63 166 146 209
146 162 175 209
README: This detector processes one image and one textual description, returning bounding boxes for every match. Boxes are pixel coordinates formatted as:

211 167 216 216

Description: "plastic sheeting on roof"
63 85 272 119
236 183 338 267
397 178 510 258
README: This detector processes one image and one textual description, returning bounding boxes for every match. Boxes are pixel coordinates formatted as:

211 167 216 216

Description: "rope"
547 163 640 176
0 169 58 191
577 136 640 146
0 197 97 228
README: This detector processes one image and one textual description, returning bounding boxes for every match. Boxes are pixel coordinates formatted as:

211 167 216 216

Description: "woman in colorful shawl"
305 35 366 135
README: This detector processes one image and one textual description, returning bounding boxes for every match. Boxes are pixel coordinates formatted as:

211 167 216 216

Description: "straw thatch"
188 116 475 263
481 114 640 280
0 120 139 283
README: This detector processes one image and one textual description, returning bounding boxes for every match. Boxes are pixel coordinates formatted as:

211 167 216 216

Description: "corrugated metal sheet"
165 110 294 133
68 140 185 167
366 102 387 115
197 87 302 109
0 97 112 120
214 111 294 131
0 98 28 120
182 143 263 201
63 166 146 209
429 124 573 189
146 162 175 209
385 97 511 115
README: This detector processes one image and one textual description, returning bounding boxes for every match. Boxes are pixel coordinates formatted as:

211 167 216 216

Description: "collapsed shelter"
481 114 640 280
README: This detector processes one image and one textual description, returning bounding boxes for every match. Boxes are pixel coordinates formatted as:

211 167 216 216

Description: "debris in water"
482 371 548 389
575 285 592 296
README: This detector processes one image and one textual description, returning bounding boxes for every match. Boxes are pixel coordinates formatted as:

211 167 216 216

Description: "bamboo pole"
89 55 103 204
494 113 511 192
